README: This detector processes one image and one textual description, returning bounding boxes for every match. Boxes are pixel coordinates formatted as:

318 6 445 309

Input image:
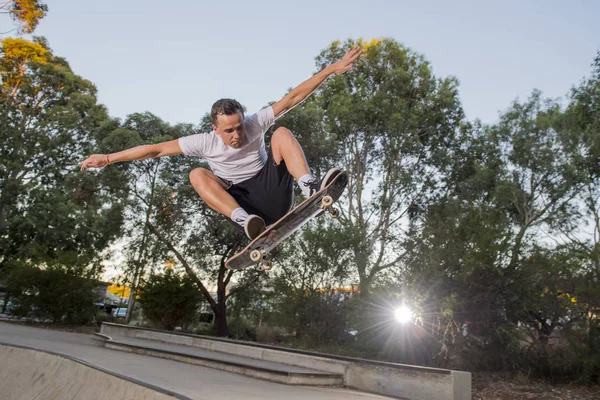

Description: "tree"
137 268 202 331
556 52 600 383
4 263 98 324
312 38 464 296
96 112 196 322
402 86 591 371
269 219 355 342
563 52 600 289
490 90 580 270
88 109 266 337
0 1 48 34
145 200 263 337
0 38 124 290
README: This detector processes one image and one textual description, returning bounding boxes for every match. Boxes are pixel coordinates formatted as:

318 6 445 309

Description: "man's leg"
270 127 339 197
189 168 238 217
189 168 265 238
270 127 310 180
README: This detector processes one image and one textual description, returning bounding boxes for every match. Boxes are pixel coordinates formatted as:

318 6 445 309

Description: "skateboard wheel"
322 195 333 207
250 249 262 262
261 260 272 271
329 207 339 218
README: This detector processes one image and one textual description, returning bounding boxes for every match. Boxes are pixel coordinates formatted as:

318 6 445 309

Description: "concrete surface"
0 322 394 400
0 344 183 400
103 335 343 386
101 323 471 400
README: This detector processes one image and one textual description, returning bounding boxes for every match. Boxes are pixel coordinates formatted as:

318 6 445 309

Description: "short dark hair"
211 99 244 126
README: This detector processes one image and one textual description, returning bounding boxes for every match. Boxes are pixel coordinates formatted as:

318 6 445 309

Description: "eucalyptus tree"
95 112 197 321
0 37 124 312
563 52 600 285
111 112 266 336
312 38 464 296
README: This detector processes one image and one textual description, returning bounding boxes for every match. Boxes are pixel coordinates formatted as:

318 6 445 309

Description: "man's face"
213 112 246 148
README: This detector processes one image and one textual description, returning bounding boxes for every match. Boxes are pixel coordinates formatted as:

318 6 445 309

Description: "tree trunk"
214 275 229 337
146 221 230 336
127 163 160 323
213 307 228 337
359 278 372 299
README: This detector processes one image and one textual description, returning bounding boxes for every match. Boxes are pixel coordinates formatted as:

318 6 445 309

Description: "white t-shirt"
178 106 275 184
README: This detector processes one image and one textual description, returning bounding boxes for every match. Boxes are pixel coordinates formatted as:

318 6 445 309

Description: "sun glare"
394 305 413 324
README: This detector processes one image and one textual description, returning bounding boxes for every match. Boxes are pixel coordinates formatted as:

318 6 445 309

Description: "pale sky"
7 0 599 126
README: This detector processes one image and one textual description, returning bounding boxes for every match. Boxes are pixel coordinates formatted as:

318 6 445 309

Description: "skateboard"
225 171 348 271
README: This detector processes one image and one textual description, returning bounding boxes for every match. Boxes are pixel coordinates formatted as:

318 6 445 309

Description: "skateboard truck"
321 195 333 207
250 249 272 271
321 195 339 218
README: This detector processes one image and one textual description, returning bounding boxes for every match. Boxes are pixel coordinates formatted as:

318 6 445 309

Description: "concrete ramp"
99 323 471 400
0 343 187 400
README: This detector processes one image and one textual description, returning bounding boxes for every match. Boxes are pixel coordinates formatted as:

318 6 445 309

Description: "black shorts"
221 148 295 226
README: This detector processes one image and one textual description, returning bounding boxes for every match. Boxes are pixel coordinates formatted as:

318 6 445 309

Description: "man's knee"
189 168 229 192
189 167 210 185
271 126 295 145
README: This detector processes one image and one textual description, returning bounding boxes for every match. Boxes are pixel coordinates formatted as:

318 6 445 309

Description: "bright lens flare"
394 305 413 324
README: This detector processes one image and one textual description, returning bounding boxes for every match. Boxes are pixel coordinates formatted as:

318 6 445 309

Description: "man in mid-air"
81 46 362 239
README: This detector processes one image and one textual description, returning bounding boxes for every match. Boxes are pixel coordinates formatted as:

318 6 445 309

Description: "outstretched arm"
80 139 183 171
271 46 362 119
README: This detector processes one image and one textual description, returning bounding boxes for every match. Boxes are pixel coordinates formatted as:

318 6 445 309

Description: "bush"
183 322 215 335
5 264 97 324
95 310 115 328
255 324 277 343
575 317 600 384
227 316 256 340
137 269 202 331
455 317 600 384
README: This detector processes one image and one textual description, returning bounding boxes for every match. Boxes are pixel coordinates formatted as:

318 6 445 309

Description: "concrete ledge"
105 340 343 386
100 323 471 400
92 331 111 343
0 342 189 400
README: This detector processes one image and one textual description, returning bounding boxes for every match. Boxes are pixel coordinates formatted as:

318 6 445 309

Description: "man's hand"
80 154 110 172
272 46 363 119
328 46 363 75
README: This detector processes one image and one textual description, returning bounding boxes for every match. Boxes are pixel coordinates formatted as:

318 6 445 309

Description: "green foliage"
265 219 355 344
502 315 600 384
255 324 278 344
310 38 465 296
137 269 202 331
95 310 115 328
0 37 124 276
563 51 600 283
4 262 98 324
227 315 256 341
399 57 600 381
95 112 197 320
242 45 600 382
574 317 600 384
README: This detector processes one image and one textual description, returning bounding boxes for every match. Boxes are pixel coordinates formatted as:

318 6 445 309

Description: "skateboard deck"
225 171 348 271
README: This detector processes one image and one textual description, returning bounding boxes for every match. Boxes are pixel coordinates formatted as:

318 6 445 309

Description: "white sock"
298 174 316 197
231 207 249 227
